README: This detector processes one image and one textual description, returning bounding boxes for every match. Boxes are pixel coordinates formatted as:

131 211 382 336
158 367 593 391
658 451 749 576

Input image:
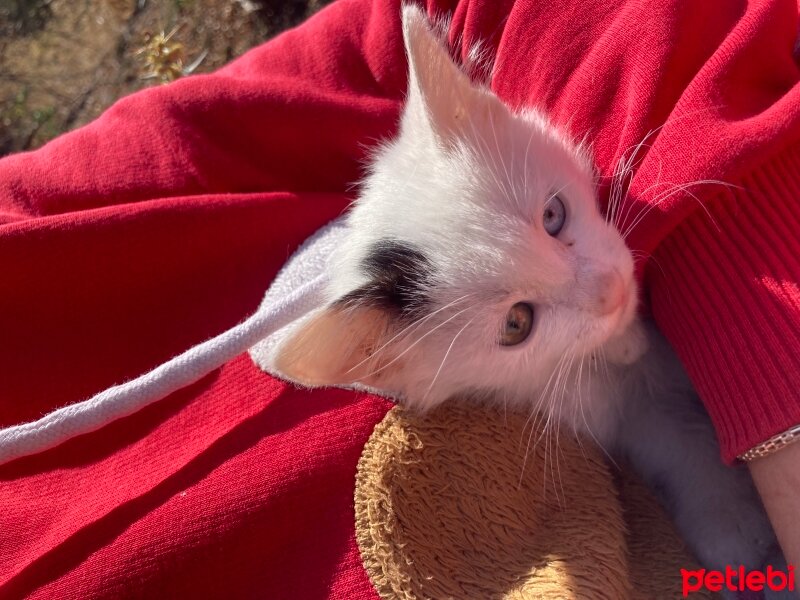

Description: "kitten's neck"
550 318 652 444
601 319 649 366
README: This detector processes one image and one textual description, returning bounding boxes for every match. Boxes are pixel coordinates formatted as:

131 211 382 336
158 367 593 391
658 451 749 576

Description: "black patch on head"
337 239 432 320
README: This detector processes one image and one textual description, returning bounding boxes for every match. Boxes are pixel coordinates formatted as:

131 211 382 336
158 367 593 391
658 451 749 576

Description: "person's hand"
749 440 800 589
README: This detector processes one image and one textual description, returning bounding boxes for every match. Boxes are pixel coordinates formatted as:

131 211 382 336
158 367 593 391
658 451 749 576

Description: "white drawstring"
0 272 329 466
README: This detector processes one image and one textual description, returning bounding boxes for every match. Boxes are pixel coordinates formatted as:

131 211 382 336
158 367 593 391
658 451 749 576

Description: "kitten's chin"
602 318 648 365
592 282 643 364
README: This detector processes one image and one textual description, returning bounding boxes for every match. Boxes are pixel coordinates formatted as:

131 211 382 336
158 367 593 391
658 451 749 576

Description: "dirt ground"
0 0 332 156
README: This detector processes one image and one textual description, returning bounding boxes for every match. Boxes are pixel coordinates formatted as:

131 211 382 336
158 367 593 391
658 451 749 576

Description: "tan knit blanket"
354 403 716 599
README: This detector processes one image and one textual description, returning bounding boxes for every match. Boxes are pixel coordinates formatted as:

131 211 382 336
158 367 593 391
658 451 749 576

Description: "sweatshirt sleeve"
491 0 800 463
651 152 800 463
638 2 800 463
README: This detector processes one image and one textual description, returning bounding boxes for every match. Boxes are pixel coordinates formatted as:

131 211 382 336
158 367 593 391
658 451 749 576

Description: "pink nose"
592 268 626 316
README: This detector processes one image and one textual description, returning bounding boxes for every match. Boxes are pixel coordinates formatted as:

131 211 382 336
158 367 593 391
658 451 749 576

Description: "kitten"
274 5 780 577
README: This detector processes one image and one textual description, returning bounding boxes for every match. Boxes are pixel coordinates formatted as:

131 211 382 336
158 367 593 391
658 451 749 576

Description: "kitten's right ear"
401 4 502 146
274 305 398 389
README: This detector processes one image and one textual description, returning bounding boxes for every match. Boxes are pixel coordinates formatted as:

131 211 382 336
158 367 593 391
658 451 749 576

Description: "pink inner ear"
402 4 502 145
274 306 395 388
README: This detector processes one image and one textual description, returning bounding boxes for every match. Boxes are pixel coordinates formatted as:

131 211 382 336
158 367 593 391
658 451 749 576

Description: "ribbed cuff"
651 146 800 464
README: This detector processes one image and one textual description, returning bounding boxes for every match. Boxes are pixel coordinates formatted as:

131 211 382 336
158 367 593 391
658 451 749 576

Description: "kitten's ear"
274 305 398 388
401 5 501 145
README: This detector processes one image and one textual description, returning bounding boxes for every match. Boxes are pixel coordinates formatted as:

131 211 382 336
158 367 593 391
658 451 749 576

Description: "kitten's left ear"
273 304 399 389
401 5 502 146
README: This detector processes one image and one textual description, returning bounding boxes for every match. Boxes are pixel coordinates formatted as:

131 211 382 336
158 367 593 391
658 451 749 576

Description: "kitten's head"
275 6 644 415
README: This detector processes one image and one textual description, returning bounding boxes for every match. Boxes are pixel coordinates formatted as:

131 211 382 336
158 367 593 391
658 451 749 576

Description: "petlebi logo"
681 565 795 596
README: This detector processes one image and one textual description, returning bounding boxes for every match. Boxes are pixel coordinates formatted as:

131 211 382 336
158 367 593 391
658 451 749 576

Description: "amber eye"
500 302 534 346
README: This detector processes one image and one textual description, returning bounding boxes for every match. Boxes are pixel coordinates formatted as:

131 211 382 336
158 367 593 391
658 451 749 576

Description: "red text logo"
681 565 795 596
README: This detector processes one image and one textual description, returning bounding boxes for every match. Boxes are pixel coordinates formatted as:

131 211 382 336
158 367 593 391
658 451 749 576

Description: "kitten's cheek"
621 283 639 322
364 355 406 386
357 341 412 389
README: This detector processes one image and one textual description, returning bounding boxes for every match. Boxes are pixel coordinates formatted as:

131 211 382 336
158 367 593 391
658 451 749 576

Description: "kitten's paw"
676 494 777 572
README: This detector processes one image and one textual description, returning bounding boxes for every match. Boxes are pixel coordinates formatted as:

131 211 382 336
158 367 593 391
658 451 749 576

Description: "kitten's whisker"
543 416 553 501
548 183 570 205
614 145 654 228
520 350 570 482
522 127 536 207
612 103 725 199
615 148 664 232
578 359 619 469
573 354 594 465
343 293 475 375
526 346 575 492
625 172 692 204
421 313 479 404
569 345 619 469
354 304 477 379
521 349 567 442
488 108 520 211
605 103 727 230
620 180 698 238
620 179 731 240
465 112 516 204
608 148 638 227
632 250 674 304
553 421 567 509
572 352 586 435
607 135 654 228
553 348 579 508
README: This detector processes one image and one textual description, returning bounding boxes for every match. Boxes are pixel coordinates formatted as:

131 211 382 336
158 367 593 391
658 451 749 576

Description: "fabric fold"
652 145 800 462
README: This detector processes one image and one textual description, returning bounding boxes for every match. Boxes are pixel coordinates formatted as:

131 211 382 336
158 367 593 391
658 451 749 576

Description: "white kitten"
274 5 780 578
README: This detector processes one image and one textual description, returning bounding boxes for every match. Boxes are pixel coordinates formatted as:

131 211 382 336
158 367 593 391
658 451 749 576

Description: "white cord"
0 273 328 465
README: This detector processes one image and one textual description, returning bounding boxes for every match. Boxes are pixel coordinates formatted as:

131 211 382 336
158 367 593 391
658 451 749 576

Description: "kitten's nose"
592 268 627 316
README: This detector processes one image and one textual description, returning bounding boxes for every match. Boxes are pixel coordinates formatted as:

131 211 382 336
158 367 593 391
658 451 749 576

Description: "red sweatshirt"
0 0 798 596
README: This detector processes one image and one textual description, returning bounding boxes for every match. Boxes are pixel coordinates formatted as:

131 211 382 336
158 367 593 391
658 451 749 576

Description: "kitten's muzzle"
589 268 627 317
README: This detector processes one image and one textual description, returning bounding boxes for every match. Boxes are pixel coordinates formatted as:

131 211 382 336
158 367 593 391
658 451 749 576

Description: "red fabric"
1 0 799 596
1 355 389 599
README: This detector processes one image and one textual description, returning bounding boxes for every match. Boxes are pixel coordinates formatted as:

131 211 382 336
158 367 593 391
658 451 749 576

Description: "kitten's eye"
543 196 566 236
500 302 534 346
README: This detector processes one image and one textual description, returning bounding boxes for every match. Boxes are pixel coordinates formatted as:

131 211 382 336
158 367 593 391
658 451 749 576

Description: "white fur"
326 6 639 424
276 5 780 573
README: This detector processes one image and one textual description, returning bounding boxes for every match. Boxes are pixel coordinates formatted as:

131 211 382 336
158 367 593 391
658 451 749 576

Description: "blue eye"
543 196 566 236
